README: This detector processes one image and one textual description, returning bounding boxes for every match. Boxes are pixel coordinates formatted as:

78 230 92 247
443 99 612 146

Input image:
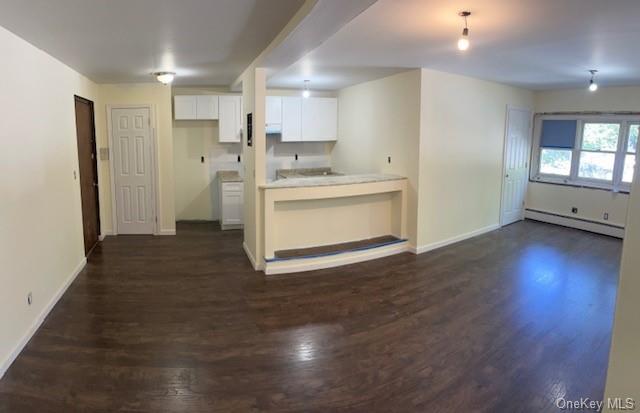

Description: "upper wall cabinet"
281 97 302 142
266 96 282 133
218 95 243 143
174 95 219 120
196 95 219 120
302 97 338 141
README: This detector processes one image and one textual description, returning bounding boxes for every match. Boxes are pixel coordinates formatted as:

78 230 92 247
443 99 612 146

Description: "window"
538 120 576 177
578 123 620 181
533 116 640 191
623 124 638 183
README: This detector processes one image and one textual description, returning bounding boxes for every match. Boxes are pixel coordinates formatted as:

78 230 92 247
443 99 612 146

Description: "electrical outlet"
237 155 241 163
388 156 391 164
295 154 298 161
73 170 77 180
571 207 578 214
27 292 32 306
604 212 609 220
200 156 205 163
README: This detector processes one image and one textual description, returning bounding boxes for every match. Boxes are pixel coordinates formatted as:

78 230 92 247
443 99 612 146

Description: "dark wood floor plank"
0 220 621 412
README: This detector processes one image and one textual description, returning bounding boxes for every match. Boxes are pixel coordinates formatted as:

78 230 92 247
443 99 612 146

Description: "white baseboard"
99 230 114 241
0 257 87 379
525 209 625 238
264 241 409 275
157 229 176 236
410 224 500 255
243 242 262 271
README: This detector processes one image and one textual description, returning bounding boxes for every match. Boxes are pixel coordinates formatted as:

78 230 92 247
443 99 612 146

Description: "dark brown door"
74 96 101 256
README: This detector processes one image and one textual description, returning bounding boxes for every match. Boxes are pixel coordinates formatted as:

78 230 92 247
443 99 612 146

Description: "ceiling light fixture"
588 70 599 92
154 71 176 85
302 80 311 98
457 11 471 51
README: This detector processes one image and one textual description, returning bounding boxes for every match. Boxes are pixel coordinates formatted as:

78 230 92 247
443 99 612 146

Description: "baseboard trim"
157 229 176 236
243 242 261 271
99 230 114 241
410 224 501 255
264 241 409 275
525 209 625 238
0 257 87 379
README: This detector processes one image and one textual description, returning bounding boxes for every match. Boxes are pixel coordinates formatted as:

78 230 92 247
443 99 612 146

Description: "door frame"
106 104 159 235
74 95 102 250
500 104 534 227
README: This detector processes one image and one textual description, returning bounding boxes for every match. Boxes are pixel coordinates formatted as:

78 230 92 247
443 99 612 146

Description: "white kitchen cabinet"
196 95 219 120
265 96 282 129
174 95 218 120
220 182 244 230
174 95 197 120
281 96 302 142
302 97 338 141
219 96 243 143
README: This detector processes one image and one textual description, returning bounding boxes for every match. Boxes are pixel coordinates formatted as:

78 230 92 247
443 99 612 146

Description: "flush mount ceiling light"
457 11 471 51
153 71 176 85
302 80 311 98
588 69 599 92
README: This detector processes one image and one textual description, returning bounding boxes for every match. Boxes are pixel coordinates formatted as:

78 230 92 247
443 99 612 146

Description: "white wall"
604 156 640 410
172 87 242 221
0 25 99 376
418 68 534 248
333 70 422 246
529 86 640 228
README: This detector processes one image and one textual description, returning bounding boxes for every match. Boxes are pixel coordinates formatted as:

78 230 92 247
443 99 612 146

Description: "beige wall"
529 86 640 227
95 83 176 234
333 70 422 246
604 161 640 410
241 68 267 268
172 87 242 221
418 68 534 247
0 25 99 375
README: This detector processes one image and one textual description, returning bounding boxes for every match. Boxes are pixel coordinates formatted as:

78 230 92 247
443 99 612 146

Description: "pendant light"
153 71 176 85
588 70 598 92
302 80 311 98
457 11 471 51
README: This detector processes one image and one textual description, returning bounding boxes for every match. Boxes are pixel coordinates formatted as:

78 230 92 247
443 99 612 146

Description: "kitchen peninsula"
260 174 409 274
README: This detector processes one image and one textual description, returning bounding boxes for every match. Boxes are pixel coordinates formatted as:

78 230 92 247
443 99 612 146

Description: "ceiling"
268 0 640 90
0 0 304 85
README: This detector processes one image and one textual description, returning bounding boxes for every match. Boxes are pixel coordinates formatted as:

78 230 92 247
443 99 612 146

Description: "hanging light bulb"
588 70 598 92
302 80 311 98
457 11 471 51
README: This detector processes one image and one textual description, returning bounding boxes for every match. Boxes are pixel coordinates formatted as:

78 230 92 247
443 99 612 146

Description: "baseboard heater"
525 208 625 239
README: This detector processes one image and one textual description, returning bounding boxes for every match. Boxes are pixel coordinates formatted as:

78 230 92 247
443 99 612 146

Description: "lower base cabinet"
220 182 244 230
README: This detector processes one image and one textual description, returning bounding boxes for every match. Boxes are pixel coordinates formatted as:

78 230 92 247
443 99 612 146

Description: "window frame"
531 114 640 192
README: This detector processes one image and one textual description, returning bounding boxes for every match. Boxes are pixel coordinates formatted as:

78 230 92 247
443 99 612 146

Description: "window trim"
531 114 640 192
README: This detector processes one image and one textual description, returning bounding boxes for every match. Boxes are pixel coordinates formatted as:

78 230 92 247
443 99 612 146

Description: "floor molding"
243 242 261 271
157 229 176 236
525 209 624 238
265 241 409 275
0 257 87 379
410 224 501 255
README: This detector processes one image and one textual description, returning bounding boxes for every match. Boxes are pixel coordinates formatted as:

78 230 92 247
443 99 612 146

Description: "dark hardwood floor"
0 220 621 412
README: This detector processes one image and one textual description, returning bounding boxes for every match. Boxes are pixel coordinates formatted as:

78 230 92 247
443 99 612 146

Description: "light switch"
99 148 109 161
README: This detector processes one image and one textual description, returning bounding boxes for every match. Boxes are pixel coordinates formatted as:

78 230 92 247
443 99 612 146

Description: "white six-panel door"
111 107 155 234
501 106 532 226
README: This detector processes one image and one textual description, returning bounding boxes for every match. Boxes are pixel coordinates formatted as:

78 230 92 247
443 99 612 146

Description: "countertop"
276 167 338 179
218 170 243 183
260 173 406 189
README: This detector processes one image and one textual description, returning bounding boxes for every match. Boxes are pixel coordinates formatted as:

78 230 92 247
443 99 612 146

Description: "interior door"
74 96 100 255
501 106 532 226
111 107 155 234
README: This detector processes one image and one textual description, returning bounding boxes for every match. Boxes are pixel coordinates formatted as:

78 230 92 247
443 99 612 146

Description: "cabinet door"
281 96 302 142
266 96 282 126
301 97 338 141
222 188 243 225
174 95 197 120
196 95 218 120
219 96 241 143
